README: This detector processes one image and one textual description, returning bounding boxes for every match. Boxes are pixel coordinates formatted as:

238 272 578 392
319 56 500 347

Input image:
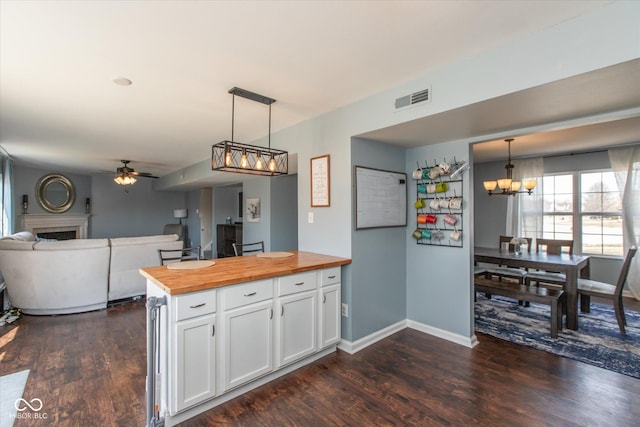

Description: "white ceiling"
1 0 636 182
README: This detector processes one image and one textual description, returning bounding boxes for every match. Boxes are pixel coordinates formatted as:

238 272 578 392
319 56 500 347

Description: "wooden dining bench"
475 277 565 338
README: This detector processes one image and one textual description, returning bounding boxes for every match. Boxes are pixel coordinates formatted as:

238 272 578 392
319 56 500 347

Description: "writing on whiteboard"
355 166 407 229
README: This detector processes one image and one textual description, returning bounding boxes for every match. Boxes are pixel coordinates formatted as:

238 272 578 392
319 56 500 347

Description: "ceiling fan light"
483 180 498 191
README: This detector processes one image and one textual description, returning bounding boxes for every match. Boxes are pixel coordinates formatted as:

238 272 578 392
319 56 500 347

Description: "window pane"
554 216 573 234
581 171 622 212
543 174 573 213
602 235 623 256
582 233 602 255
554 175 573 194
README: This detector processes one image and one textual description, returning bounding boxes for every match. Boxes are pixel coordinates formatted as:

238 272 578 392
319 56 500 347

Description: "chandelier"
212 87 288 176
483 138 536 196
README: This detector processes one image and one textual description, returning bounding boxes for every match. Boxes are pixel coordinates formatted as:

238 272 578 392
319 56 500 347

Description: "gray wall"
270 174 298 252
13 165 189 239
406 140 473 337
90 175 186 238
14 166 92 216
213 184 242 256
242 177 271 250
349 138 407 342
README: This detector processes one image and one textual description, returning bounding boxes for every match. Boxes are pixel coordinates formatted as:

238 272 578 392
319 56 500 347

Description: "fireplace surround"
19 214 90 239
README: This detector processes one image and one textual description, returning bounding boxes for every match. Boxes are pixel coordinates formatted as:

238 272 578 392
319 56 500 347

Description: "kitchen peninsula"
140 251 351 427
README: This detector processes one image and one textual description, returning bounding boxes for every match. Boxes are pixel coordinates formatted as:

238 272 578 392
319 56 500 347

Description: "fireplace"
36 230 77 240
19 214 90 239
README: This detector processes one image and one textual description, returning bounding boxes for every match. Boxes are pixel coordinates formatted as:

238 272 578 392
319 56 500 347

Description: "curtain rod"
541 142 640 160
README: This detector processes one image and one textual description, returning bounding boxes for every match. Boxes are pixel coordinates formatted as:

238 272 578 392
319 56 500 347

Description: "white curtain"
608 146 640 300
0 148 13 236
506 157 544 241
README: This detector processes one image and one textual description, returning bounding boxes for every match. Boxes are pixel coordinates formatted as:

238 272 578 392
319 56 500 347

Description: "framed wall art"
311 154 330 207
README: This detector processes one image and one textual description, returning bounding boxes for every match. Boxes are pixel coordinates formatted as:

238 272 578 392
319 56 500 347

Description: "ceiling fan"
113 160 158 186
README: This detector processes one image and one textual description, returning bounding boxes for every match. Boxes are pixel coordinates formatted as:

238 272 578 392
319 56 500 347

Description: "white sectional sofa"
0 232 183 315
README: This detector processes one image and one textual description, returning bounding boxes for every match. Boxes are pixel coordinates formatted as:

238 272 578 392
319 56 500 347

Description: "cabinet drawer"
175 289 217 322
321 267 341 286
278 271 317 297
224 279 273 311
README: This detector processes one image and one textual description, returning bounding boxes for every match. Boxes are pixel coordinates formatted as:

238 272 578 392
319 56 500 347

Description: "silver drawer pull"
244 292 257 297
295 282 305 286
328 275 336 279
189 303 206 308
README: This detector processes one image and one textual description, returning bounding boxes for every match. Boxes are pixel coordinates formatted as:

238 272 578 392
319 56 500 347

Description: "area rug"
0 369 30 427
474 296 640 379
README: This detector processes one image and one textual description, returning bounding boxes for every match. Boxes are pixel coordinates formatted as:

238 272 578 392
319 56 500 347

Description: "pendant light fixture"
211 87 288 176
483 138 536 196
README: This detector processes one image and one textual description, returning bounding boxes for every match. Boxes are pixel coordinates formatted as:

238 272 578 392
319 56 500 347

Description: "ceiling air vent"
395 87 431 110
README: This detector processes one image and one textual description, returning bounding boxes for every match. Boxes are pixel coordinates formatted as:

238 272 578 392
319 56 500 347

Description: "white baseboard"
407 320 478 348
338 320 407 354
338 319 478 354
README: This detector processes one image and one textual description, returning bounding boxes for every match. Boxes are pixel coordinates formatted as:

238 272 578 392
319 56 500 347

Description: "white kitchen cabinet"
319 283 340 348
276 290 317 367
172 288 217 413
145 259 348 427
276 271 318 367
222 279 274 391
319 266 341 349
174 314 216 412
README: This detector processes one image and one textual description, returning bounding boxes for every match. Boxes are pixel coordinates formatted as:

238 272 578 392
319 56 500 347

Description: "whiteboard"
354 166 407 230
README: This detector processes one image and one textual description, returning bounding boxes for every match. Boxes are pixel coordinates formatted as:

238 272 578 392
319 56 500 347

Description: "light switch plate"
308 212 314 223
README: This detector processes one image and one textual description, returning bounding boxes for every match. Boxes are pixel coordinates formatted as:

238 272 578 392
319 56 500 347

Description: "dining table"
474 246 590 330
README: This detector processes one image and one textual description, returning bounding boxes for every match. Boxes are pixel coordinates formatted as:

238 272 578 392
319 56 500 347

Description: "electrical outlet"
341 303 349 317
308 212 314 223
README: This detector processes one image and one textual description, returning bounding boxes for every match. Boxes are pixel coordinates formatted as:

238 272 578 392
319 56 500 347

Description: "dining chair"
485 235 532 285
158 246 201 265
577 247 637 333
232 241 265 256
525 239 575 288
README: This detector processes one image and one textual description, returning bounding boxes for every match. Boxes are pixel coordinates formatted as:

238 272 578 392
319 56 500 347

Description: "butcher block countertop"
140 250 352 295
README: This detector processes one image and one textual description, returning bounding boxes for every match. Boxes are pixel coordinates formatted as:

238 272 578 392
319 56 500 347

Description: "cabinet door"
319 284 341 348
174 314 216 413
277 290 317 367
223 300 273 390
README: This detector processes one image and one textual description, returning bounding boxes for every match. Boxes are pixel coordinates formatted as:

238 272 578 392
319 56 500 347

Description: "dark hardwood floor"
1 300 639 427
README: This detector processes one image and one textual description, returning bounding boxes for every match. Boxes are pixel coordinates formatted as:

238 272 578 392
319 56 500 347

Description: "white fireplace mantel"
19 214 90 239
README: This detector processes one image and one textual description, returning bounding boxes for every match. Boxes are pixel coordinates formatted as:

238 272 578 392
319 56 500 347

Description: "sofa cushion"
110 234 180 246
108 234 182 301
0 240 35 250
34 238 109 251
1 231 35 241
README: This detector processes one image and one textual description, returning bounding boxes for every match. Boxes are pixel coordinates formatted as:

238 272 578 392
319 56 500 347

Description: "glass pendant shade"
497 178 512 190
523 179 537 190
483 180 498 191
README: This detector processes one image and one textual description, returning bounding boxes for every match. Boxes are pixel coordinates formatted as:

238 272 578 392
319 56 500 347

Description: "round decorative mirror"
36 174 76 213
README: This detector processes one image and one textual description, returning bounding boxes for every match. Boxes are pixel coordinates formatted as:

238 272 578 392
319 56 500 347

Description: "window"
542 171 623 256
580 171 623 256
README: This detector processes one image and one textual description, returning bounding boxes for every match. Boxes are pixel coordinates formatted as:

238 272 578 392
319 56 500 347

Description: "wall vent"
395 87 431 110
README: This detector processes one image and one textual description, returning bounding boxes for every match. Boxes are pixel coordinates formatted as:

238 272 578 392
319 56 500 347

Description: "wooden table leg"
565 268 578 330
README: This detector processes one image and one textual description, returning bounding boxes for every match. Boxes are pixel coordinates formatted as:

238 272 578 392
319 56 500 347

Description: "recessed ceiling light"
112 76 132 86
